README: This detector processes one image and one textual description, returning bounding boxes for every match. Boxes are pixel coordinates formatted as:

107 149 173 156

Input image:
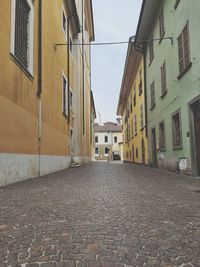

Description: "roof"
117 38 142 116
95 122 122 133
135 0 160 44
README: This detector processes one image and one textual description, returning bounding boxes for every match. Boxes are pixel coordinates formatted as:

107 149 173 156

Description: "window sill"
10 53 34 81
173 145 183 151
177 62 192 80
160 148 166 152
161 90 167 99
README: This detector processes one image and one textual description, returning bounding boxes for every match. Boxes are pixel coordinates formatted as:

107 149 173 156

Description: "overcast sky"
91 0 142 124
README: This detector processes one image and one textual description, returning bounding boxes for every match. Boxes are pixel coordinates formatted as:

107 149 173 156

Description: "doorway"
190 99 200 176
141 138 145 165
151 128 157 167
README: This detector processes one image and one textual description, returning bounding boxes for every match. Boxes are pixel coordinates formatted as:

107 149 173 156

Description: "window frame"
10 0 34 76
140 103 144 130
95 147 99 155
159 121 166 151
161 61 167 98
150 80 156 110
159 9 165 42
62 72 69 118
177 21 192 79
104 135 108 143
114 136 118 143
149 34 154 64
171 110 183 150
62 5 67 39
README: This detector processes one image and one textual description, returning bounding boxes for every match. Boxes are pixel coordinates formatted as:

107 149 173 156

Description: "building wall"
95 131 122 160
0 0 94 186
145 0 200 174
123 57 148 165
0 0 40 186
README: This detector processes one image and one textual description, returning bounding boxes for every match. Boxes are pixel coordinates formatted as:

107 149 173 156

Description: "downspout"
37 0 42 176
82 0 85 164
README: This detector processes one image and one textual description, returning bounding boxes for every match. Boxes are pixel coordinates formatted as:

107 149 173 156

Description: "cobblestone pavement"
0 162 200 267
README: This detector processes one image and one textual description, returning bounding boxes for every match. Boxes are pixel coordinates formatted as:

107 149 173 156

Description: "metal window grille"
14 0 30 69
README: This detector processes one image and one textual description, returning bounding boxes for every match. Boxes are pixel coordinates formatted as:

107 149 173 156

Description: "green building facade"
135 0 200 175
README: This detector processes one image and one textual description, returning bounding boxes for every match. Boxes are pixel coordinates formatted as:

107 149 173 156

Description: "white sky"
91 0 142 124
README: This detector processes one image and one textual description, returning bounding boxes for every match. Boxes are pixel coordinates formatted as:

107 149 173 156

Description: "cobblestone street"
0 162 200 267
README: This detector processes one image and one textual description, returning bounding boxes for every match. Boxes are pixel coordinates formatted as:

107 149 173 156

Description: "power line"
54 36 173 49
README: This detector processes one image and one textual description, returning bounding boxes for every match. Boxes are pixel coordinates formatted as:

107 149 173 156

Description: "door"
141 138 145 165
132 145 134 162
191 100 200 176
151 128 157 167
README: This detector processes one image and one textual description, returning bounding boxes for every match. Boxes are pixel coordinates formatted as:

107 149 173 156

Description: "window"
62 73 68 117
69 37 73 53
150 81 156 109
159 9 165 40
114 136 117 143
136 148 139 159
105 136 108 143
161 61 167 97
62 8 67 35
70 89 73 109
172 111 182 149
133 84 136 106
159 121 166 151
105 147 109 154
95 136 98 143
140 103 144 129
11 0 34 74
149 35 154 64
131 118 134 138
134 113 137 136
174 0 181 9
178 22 191 77
95 147 99 155
139 67 143 95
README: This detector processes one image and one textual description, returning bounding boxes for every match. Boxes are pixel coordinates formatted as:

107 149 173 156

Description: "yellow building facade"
117 40 148 165
0 0 95 186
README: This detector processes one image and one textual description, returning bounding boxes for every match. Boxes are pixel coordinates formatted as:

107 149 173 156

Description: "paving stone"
0 162 199 266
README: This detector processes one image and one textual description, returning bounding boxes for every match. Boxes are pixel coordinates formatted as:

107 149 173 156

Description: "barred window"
150 80 156 109
14 0 30 68
161 61 167 97
11 0 34 74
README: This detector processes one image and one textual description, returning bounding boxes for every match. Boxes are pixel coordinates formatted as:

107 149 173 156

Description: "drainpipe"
37 0 42 176
82 0 85 164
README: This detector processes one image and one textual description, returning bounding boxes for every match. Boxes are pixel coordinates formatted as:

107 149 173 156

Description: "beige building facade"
0 0 95 186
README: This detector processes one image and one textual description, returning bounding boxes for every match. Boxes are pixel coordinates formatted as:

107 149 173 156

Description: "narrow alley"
0 163 199 267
